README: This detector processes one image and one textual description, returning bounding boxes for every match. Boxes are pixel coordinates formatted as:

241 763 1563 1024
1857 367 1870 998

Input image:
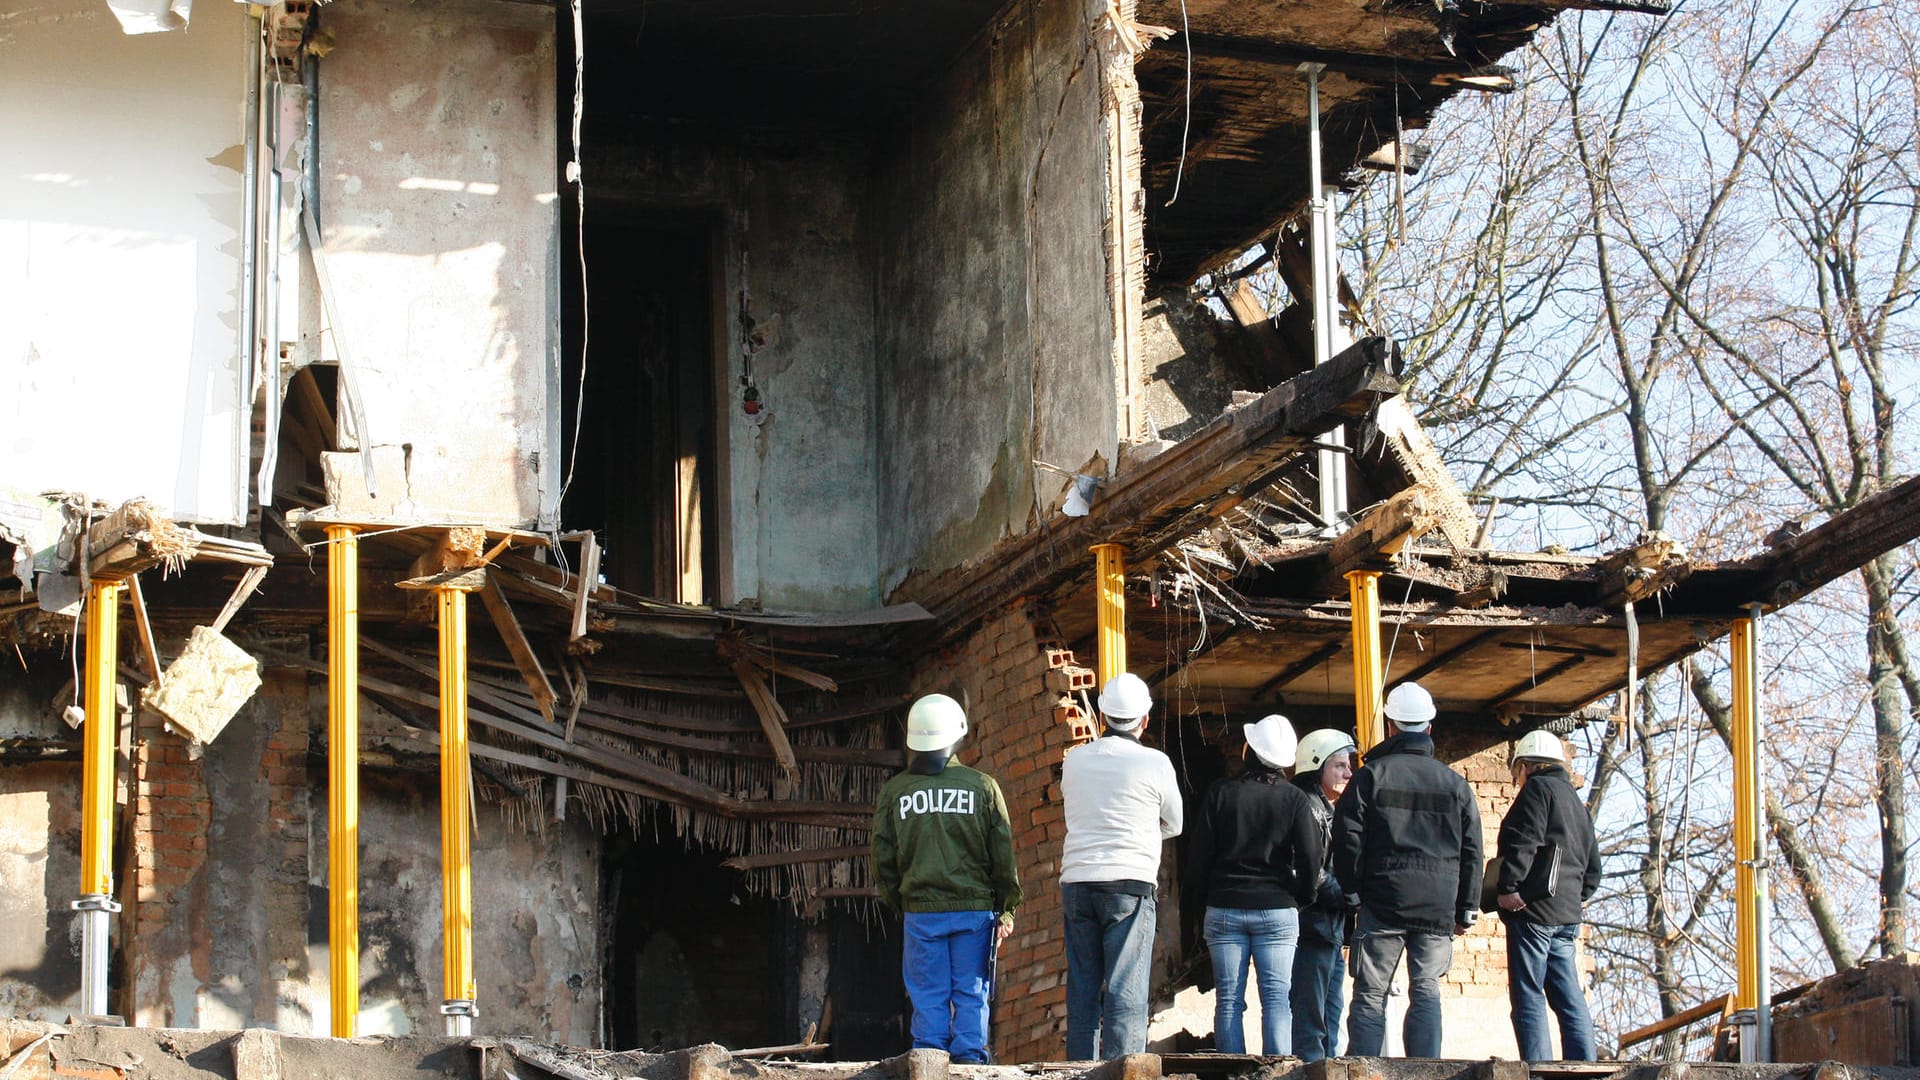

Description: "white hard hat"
1243 714 1298 769
906 693 968 752
1097 673 1152 728
1383 682 1436 728
1297 729 1358 773
1513 730 1566 764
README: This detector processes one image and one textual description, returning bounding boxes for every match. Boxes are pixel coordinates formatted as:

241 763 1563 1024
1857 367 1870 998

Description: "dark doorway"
559 215 719 603
604 834 786 1051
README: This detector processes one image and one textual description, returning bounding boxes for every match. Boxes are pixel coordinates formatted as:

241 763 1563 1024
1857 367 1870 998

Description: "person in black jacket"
1496 730 1602 1061
1332 682 1483 1058
1289 728 1357 1061
1188 715 1323 1055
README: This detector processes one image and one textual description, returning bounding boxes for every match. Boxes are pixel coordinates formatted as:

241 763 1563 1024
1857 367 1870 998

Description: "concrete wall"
587 139 881 612
0 2 251 525
335 772 602 1043
874 0 1119 591
317 0 557 526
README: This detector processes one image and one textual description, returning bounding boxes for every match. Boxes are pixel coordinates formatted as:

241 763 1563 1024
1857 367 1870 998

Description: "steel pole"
438 586 476 1036
1092 544 1127 688
327 526 361 1037
1347 570 1384 752
75 580 124 1019
1731 610 1770 1061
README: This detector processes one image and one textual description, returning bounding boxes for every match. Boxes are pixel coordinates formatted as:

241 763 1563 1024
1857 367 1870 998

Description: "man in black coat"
1496 731 1602 1061
1331 682 1483 1058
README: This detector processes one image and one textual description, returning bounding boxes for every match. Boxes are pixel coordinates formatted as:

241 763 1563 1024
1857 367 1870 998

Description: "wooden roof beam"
900 336 1402 643
1753 474 1920 610
1179 34 1518 92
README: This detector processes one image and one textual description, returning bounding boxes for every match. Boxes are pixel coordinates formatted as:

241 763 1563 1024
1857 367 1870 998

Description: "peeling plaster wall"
874 0 1119 590
317 0 557 526
0 2 251 525
328 774 602 1042
588 139 881 612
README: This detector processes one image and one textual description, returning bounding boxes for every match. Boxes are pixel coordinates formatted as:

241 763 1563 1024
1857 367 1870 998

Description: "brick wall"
126 668 312 1029
912 604 1091 1064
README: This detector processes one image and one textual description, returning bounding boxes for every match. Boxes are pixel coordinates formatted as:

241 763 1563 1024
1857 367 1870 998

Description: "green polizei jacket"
870 762 1024 920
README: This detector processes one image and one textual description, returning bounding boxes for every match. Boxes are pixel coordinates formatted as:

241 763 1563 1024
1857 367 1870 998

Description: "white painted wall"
0 3 251 525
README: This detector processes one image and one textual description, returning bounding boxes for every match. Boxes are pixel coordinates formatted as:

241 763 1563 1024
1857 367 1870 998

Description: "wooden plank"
125 574 163 683
1370 397 1479 548
733 659 800 780
1322 484 1437 586
900 337 1399 643
478 575 558 725
570 532 600 640
1755 473 1920 610
209 565 270 635
722 845 870 871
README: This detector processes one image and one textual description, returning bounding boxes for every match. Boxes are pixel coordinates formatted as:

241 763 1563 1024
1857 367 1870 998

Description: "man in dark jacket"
871 694 1023 1063
1332 682 1483 1057
1496 730 1602 1061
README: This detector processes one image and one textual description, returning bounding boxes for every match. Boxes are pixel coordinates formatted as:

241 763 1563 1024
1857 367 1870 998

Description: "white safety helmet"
1097 673 1152 729
1513 730 1566 765
1383 682 1437 729
1296 729 1358 773
906 693 968 753
1243 714 1298 769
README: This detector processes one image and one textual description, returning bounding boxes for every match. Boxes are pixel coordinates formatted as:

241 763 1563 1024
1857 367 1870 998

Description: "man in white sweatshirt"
1060 673 1184 1059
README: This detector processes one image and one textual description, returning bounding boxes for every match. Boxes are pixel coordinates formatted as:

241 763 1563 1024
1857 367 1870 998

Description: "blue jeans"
1507 920 1595 1061
1063 883 1156 1060
903 910 999 1062
1203 906 1298 1054
1347 908 1452 1057
1290 929 1345 1060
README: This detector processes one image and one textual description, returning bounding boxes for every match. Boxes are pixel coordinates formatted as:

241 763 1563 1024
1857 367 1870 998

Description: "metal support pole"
75 580 124 1019
1092 544 1127 688
1301 63 1348 527
1731 608 1771 1061
1347 570 1384 752
437 585 477 1036
327 526 360 1037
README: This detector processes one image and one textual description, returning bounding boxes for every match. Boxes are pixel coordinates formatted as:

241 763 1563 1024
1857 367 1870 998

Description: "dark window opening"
558 212 720 603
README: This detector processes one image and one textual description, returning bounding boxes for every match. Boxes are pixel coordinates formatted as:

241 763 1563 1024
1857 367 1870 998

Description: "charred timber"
901 337 1401 645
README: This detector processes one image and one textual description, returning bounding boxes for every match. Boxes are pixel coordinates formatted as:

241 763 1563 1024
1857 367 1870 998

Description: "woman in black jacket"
1288 729 1357 1061
1188 715 1323 1055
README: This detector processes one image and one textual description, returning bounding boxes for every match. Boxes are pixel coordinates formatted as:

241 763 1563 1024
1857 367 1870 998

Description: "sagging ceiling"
1134 0 1664 283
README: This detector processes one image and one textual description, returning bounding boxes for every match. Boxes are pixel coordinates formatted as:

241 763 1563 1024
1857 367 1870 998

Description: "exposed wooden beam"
900 336 1400 644
1752 474 1920 610
1592 533 1691 607
732 659 800 781
1320 485 1438 591
1178 33 1517 92
478 575 559 725
1251 638 1346 699
1484 653 1588 713
1391 629 1499 686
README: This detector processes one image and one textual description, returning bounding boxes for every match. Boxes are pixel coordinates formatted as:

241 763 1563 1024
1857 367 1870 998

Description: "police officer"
871 694 1023 1063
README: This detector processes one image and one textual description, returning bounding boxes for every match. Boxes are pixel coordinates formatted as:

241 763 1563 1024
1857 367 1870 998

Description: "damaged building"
4 0 1919 1073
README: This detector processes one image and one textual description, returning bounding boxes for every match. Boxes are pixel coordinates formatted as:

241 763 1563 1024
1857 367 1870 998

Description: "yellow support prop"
326 526 360 1038
1730 612 1769 1055
1347 570 1384 752
1092 544 1127 688
438 585 477 1032
81 581 123 897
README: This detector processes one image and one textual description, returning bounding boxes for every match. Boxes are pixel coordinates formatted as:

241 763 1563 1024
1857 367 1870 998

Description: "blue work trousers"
1347 908 1453 1057
1063 883 1156 1060
1203 906 1298 1054
1506 920 1595 1061
1289 929 1345 1061
903 910 999 1063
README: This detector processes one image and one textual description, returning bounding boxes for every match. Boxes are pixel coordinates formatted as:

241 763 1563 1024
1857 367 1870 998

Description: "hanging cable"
1164 0 1193 206
556 0 591 531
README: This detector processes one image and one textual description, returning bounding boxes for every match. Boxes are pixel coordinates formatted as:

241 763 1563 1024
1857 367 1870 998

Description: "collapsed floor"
4 1020 1918 1080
